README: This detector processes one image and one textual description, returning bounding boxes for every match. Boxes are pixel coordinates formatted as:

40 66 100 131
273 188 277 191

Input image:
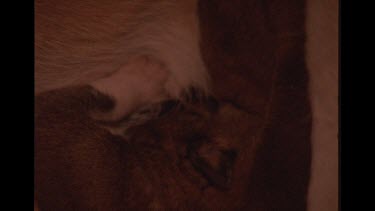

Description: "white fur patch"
35 0 210 99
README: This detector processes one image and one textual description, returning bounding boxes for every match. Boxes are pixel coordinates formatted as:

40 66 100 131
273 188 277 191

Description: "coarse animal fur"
35 0 210 123
35 0 324 210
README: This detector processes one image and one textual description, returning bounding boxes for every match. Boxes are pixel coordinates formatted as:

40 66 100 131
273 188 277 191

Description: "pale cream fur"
35 0 210 120
35 2 209 207
36 1 340 210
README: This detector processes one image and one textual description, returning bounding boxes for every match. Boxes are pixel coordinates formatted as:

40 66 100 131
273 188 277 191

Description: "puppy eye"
185 134 237 190
189 148 237 190
158 100 179 116
205 96 220 113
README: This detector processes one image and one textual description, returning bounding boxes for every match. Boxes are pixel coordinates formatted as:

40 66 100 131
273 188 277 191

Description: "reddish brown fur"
35 0 312 210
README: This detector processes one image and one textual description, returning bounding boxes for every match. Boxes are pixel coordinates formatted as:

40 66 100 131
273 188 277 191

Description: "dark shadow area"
35 0 311 210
